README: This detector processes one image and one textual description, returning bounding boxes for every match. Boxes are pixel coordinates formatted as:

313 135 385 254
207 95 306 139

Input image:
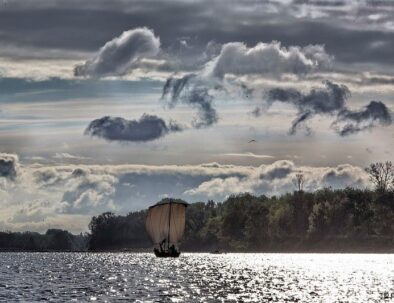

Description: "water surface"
0 253 393 302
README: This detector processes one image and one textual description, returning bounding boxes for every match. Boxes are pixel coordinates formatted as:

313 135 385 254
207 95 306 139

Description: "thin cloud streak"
221 152 274 159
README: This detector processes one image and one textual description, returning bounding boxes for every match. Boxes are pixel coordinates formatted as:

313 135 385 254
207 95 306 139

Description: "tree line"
88 161 394 252
87 187 393 252
0 161 393 252
0 229 88 251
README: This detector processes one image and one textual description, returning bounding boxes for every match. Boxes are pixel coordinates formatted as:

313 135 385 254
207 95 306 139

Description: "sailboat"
145 199 188 257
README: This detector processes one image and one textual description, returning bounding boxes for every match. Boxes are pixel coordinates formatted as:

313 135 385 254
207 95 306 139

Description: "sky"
0 0 393 233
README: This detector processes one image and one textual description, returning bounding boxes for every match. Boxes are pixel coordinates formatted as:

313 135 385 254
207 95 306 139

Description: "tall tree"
365 161 394 192
293 172 305 192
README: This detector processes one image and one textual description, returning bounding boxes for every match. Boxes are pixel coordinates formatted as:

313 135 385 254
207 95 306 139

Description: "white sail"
146 201 187 246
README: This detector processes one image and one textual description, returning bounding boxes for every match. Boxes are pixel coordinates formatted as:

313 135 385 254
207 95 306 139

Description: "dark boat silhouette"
145 199 188 258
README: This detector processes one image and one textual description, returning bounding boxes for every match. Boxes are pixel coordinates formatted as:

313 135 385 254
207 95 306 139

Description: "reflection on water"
0 253 393 302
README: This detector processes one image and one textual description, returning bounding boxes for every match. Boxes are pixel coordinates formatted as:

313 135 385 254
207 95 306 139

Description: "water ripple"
0 253 392 302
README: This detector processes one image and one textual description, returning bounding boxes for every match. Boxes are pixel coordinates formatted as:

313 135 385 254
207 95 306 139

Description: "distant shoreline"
1 188 393 254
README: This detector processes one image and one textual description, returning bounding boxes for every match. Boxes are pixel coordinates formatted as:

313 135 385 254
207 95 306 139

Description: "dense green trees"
89 211 150 250
86 187 394 252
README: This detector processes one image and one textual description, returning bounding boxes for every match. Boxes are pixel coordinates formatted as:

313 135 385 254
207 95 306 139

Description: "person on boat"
169 244 177 255
159 239 166 252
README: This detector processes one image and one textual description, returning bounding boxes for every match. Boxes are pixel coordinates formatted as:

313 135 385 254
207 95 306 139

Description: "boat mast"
167 200 172 251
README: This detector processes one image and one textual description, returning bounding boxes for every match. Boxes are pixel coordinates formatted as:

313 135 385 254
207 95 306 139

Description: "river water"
0 252 393 302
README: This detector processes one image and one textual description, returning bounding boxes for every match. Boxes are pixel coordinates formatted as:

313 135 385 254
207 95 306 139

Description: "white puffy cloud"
185 160 369 198
74 27 160 77
61 172 118 214
185 176 254 197
206 41 332 78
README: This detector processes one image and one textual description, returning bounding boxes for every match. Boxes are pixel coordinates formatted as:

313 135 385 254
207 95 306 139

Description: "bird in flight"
248 139 256 143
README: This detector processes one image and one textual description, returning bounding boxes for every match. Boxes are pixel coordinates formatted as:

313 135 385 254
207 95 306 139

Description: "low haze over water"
0 253 392 302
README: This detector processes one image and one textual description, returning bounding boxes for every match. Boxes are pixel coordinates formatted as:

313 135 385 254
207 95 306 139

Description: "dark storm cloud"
289 111 313 135
267 81 350 113
85 114 183 142
74 28 160 77
265 81 350 133
332 101 392 136
263 81 392 135
161 74 197 107
1 0 394 68
161 75 218 128
186 87 218 128
0 154 19 180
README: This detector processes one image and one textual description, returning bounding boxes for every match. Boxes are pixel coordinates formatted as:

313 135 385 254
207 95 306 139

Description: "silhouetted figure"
169 244 177 255
159 239 166 252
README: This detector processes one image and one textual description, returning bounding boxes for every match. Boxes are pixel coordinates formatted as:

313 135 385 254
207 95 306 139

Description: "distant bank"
1 187 393 253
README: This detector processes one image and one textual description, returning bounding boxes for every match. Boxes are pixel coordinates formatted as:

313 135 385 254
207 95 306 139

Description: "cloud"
34 167 64 187
222 152 274 159
159 41 333 130
161 74 197 106
74 27 160 77
0 153 19 180
53 153 90 160
267 80 349 113
186 87 218 128
161 75 219 128
0 153 374 232
30 165 119 216
12 160 256 221
260 80 391 135
288 111 313 135
131 40 223 74
3 0 394 82
321 165 365 189
207 42 332 78
10 200 55 224
259 160 295 180
185 176 253 197
85 114 183 142
185 160 369 198
61 173 118 214
332 100 392 136
29 159 371 207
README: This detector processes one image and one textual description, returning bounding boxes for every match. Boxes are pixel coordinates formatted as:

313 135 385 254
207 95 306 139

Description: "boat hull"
154 249 181 258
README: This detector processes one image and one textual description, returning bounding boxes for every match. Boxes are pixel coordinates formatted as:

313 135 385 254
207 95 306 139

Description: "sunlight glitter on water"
0 252 393 302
